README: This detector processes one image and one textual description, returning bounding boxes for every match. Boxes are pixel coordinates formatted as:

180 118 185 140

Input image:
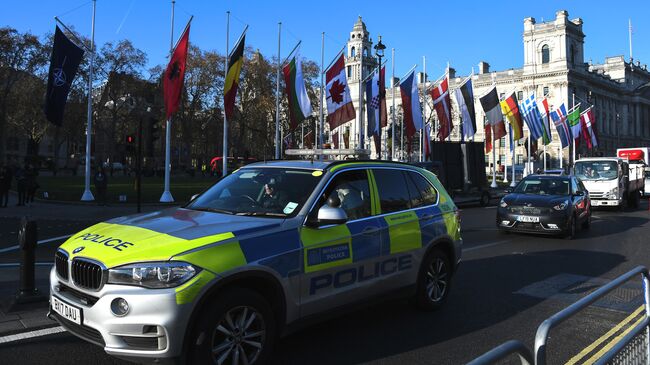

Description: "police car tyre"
188 288 276 365
415 248 451 311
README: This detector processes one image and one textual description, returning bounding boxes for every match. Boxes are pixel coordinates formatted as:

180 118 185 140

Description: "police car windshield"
187 168 323 217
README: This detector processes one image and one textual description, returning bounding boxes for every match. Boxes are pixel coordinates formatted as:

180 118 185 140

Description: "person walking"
25 164 39 205
94 167 108 206
14 165 26 206
0 166 10 207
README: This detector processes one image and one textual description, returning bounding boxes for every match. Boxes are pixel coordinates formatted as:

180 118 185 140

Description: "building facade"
339 11 650 167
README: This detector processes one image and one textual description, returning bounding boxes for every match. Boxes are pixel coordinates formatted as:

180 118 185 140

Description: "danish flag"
430 77 453 140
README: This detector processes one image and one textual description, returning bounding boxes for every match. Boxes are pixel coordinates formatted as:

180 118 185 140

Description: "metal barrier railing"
466 340 533 365
467 266 650 365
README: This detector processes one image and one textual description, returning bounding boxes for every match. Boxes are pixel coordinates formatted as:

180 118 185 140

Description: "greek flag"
520 94 544 140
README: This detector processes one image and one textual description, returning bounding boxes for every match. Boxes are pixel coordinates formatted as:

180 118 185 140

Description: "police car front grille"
509 206 546 215
52 312 105 347
71 259 104 290
58 283 99 306
55 251 69 280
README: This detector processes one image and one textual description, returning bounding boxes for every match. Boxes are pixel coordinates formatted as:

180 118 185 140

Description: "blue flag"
521 94 544 140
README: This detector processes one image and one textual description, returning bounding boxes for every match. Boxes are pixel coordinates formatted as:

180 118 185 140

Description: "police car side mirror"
316 205 348 226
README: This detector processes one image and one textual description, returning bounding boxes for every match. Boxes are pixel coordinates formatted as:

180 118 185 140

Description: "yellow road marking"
582 314 646 365
565 305 644 365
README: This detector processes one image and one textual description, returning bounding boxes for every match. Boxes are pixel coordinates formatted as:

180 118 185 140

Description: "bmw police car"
50 160 462 364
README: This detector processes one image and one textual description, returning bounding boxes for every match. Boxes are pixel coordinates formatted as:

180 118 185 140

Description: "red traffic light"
126 135 134 144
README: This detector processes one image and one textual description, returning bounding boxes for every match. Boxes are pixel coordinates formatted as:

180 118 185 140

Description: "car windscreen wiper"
235 211 287 217
191 207 236 215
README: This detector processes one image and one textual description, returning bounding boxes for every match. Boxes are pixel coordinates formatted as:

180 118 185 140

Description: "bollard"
18 216 38 296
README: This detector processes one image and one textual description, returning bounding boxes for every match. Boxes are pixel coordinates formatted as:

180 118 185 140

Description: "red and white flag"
424 123 431 160
325 54 355 130
430 76 452 141
580 108 598 149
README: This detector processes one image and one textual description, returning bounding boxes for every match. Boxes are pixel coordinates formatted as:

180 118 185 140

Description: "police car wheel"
189 288 275 365
415 249 451 311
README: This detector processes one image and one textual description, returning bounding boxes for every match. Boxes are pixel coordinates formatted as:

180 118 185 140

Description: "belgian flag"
224 34 245 120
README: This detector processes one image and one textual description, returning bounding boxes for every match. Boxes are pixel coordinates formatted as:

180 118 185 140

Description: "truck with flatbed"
574 157 644 209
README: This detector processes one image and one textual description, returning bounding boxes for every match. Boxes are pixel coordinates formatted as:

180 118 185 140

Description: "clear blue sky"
3 0 648 79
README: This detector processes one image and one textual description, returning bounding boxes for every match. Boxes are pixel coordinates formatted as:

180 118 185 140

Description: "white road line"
464 240 511 253
0 234 73 254
0 326 65 344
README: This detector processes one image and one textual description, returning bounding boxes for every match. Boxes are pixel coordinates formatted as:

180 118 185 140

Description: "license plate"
51 295 82 325
517 215 540 223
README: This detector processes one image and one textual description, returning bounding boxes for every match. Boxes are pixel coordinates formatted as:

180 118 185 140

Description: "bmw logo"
73 247 85 254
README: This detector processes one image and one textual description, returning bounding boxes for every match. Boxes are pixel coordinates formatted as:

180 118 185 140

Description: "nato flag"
44 26 84 126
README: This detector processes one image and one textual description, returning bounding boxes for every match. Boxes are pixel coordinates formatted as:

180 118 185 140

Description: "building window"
499 138 505 148
517 91 523 101
517 155 523 164
499 155 505 165
499 93 505 100
350 47 355 58
347 66 351 77
541 45 550 64
543 86 549 96
364 47 369 57
570 45 576 65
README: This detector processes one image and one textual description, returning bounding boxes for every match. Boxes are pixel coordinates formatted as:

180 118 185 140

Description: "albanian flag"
163 23 190 119
224 33 245 120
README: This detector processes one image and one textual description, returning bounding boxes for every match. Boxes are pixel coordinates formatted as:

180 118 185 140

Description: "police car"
50 160 462 364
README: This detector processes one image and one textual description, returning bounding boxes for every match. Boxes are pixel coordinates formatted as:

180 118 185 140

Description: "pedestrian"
25 164 39 205
0 166 10 207
14 165 26 206
94 167 108 205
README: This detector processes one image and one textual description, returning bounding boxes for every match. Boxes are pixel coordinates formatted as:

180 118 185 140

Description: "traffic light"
126 135 135 144
147 118 160 157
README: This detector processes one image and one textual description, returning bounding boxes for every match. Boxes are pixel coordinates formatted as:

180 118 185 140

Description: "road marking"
582 313 646 365
464 240 511 253
0 234 72 254
0 262 54 268
0 326 65 344
566 305 644 365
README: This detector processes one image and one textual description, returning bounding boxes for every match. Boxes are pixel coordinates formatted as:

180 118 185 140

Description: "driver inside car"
260 178 289 212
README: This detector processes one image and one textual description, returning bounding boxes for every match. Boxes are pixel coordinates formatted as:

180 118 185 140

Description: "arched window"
541 45 550 64
364 48 369 57
350 47 356 57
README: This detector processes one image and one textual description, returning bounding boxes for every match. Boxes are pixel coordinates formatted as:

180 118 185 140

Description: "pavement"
0 192 179 342
0 197 649 364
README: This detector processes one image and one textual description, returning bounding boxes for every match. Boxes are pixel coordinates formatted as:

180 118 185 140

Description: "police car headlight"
108 262 200 288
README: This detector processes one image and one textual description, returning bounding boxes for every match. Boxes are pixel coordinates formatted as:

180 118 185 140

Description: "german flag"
500 92 524 141
224 34 245 120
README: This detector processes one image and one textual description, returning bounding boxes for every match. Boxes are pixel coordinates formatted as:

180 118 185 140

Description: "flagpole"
319 32 325 160
490 127 497 188
159 0 175 202
447 62 451 143
503 126 509 184
391 48 396 161
510 126 516 188
221 11 230 178
421 56 425 162
400 110 404 161
526 125 531 177
80 0 96 201
274 22 281 159
357 44 364 150
571 93 576 172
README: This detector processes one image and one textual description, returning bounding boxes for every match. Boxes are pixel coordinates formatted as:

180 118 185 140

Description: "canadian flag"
325 54 355 130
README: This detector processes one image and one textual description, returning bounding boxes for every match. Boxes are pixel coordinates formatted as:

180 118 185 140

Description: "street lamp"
374 36 386 160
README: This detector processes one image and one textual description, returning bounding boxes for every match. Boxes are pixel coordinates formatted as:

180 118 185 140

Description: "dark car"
496 174 591 239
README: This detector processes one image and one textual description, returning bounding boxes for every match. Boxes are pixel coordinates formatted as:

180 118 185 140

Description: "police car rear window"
372 169 411 213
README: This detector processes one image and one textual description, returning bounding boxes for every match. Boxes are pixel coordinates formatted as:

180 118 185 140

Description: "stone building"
339 11 650 167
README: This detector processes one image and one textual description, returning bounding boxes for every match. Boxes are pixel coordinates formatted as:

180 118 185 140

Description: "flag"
454 77 476 139
379 66 388 128
283 48 312 130
325 54 355 129
520 94 544 140
509 124 514 152
44 26 84 126
539 98 553 145
567 104 581 140
580 108 598 149
550 104 571 149
423 123 431 160
332 130 339 149
224 33 245 121
366 67 380 138
399 70 423 139
500 92 524 141
163 23 190 119
343 127 350 149
431 76 452 140
484 123 492 153
479 87 506 140
372 133 381 157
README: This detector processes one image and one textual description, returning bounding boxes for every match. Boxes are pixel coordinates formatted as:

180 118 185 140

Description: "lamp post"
374 36 386 160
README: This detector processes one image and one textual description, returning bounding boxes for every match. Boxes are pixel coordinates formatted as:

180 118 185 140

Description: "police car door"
299 169 383 317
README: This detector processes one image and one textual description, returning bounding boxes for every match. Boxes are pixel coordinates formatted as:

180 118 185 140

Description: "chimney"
478 61 490 74
417 72 427 83
448 67 456 79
